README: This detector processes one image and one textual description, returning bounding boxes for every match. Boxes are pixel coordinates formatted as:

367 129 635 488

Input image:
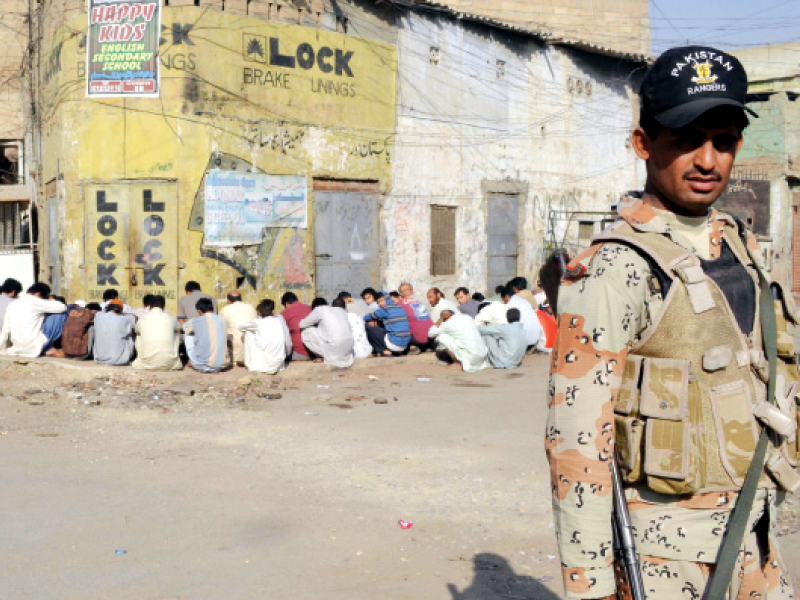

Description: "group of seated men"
0 275 556 374
279 277 556 373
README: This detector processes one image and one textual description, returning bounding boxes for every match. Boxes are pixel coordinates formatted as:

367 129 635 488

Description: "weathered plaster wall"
37 6 397 311
417 0 651 57
0 0 27 140
734 92 800 285
385 11 643 297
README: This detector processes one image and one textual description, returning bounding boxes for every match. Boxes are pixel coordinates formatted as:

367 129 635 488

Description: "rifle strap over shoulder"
703 246 778 600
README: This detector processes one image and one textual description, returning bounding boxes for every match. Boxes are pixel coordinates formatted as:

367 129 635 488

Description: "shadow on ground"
447 553 561 600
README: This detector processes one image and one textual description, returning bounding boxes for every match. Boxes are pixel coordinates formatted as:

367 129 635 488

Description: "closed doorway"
83 181 179 311
487 193 520 291
313 180 380 300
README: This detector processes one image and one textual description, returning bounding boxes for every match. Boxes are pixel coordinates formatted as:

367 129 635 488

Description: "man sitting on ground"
428 309 490 372
62 303 98 360
338 291 370 317
0 277 22 332
239 298 292 374
100 288 135 316
426 288 458 323
455 287 481 318
505 283 543 351
281 292 312 362
535 304 557 353
361 287 380 312
183 298 227 373
479 307 527 369
93 299 136 366
509 277 538 310
475 287 512 326
339 298 371 359
364 292 411 357
0 282 67 358
487 285 506 302
178 281 217 324
397 282 435 353
132 295 183 371
219 291 257 366
41 295 70 356
299 298 355 368
133 294 155 320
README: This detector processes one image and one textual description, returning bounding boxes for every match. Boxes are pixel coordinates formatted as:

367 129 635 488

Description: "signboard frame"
86 0 162 98
203 170 309 247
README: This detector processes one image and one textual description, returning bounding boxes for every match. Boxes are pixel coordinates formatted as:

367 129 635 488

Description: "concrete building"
21 0 648 309
727 43 800 289
0 0 34 287
384 2 647 295
410 0 651 57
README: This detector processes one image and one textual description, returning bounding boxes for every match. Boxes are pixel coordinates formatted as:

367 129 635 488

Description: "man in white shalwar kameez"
239 299 292 374
0 283 67 358
299 299 355 368
428 309 490 373
335 298 371 359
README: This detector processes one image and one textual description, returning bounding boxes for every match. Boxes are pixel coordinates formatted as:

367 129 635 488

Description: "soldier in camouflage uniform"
546 47 799 600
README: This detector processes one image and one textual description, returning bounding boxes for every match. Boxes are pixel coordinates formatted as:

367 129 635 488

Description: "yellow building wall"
38 7 396 312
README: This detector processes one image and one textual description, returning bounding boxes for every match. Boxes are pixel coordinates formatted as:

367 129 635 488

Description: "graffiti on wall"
350 136 392 164
718 179 770 236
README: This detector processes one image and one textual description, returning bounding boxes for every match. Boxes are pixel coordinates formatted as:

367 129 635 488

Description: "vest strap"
674 263 716 314
703 254 778 600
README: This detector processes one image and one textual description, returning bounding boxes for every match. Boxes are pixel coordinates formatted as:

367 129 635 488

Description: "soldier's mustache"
683 169 722 181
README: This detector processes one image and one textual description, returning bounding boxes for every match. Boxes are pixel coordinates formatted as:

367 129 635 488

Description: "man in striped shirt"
183 298 227 373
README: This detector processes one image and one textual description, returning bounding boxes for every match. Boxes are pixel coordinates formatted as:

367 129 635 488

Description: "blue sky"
648 0 800 54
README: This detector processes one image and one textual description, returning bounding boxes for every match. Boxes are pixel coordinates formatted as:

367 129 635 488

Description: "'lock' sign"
85 182 178 308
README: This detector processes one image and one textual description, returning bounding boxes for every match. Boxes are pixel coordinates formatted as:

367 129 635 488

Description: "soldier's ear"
632 127 650 161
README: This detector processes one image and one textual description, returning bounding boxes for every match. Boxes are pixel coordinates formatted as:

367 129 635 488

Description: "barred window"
431 205 456 276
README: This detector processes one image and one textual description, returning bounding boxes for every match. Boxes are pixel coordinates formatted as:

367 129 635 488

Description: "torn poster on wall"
203 170 308 246
86 0 161 97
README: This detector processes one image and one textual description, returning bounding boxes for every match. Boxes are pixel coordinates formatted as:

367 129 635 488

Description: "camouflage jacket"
545 197 782 599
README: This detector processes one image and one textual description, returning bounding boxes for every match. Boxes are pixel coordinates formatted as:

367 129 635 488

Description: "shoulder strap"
593 223 693 276
703 239 777 600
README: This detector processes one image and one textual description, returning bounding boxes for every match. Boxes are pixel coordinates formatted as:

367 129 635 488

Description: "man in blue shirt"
364 292 411 357
184 298 227 372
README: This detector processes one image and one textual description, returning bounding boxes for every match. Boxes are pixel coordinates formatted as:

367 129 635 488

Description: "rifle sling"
702 254 778 600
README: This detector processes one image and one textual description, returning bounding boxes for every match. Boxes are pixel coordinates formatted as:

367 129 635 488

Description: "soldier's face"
634 115 743 216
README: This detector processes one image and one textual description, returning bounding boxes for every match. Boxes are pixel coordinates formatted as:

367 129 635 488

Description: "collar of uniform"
617 197 733 253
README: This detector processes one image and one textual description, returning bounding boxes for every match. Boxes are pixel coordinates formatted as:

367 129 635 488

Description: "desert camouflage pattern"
546 197 796 599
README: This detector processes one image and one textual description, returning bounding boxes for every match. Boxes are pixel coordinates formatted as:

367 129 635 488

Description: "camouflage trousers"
616 529 795 600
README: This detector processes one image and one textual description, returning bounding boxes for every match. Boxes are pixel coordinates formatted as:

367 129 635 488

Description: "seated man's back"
0 290 67 357
133 306 182 371
62 306 97 359
93 304 135 365
185 311 227 372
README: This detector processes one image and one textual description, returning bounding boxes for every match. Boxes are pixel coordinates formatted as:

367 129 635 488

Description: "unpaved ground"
1 354 798 600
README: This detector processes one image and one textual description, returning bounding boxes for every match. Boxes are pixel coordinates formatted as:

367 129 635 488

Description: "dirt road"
1 354 798 600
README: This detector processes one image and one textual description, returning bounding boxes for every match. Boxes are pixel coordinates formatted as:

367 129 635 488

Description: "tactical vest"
593 219 800 495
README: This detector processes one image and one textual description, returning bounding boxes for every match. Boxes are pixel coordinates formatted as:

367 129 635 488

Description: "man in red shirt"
280 292 312 361
397 282 435 353
535 306 556 352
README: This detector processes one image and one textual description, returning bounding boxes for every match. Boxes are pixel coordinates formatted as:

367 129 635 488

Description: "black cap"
640 46 758 129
